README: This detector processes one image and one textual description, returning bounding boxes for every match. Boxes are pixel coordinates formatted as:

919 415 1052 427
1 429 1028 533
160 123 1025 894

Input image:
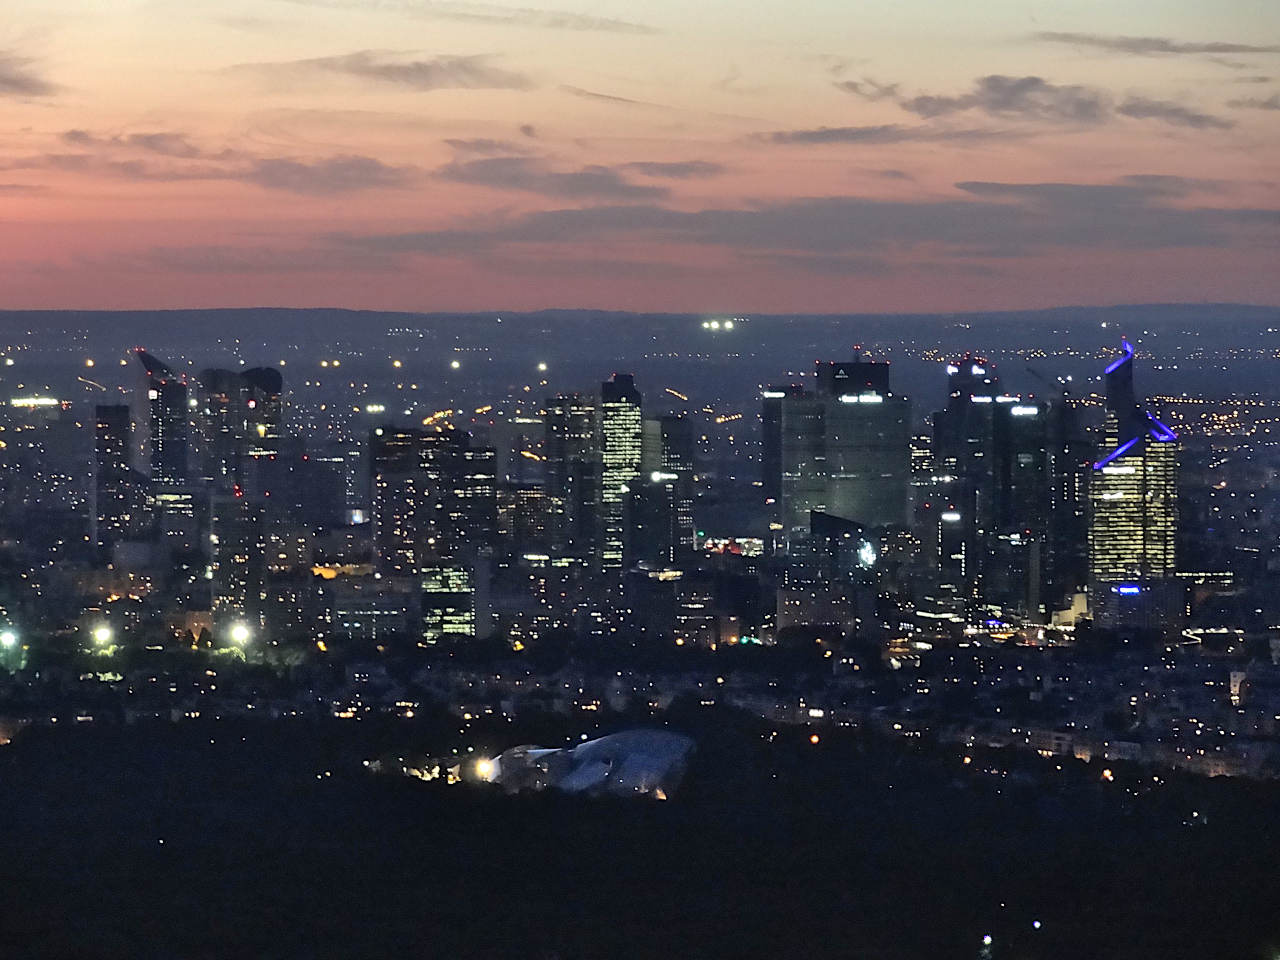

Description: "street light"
230 623 252 646
92 625 112 646
0 630 16 649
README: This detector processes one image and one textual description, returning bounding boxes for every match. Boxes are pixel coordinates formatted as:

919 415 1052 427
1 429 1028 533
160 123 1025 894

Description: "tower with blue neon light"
1087 340 1179 631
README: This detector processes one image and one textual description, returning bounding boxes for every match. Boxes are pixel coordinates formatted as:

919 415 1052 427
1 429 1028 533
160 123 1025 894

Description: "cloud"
759 124 1017 145
278 0 657 34
1228 93 1280 110
436 155 667 199
0 183 44 194
444 137 529 155
741 251 999 277
899 75 1110 123
61 130 231 160
234 50 531 92
243 155 418 193
341 175 1279 261
620 160 724 179
1033 32 1280 57
561 85 650 106
2 149 417 194
125 244 396 274
519 124 538 138
841 73 1235 130
0 51 55 97
1116 96 1234 129
833 78 900 101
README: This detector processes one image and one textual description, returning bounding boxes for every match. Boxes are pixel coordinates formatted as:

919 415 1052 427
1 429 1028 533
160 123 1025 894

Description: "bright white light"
946 364 959 375
941 511 962 523
475 758 495 781
450 359 461 370
1011 405 1038 416
709 320 721 330
92 625 112 646
0 630 15 649
971 365 986 376
858 541 878 568
230 623 251 645
537 362 548 372
724 320 734 330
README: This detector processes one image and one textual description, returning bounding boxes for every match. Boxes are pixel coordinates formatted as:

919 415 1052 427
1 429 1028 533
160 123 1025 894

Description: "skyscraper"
543 392 599 560
370 426 497 640
598 373 643 571
93 404 139 555
135 349 190 486
196 366 283 495
1088 340 1179 630
765 355 910 543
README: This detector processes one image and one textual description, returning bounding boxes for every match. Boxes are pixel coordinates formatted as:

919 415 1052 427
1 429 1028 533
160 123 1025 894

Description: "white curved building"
482 729 695 799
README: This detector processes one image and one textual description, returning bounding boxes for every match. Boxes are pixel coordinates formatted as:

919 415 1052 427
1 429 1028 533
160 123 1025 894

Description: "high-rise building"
134 349 190 486
210 487 266 629
929 355 1078 619
543 392 599 560
93 404 140 555
598 374 643 571
1088 340 1179 630
370 426 497 640
196 366 283 496
764 355 910 543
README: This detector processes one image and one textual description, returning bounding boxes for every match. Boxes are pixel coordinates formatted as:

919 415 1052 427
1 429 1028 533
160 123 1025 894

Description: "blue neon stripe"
1104 340 1134 375
1147 414 1177 442
1093 435 1140 470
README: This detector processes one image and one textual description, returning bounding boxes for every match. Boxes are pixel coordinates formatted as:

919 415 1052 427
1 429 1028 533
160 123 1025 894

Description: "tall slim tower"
93 404 136 556
1088 340 1179 629
135 349 190 486
543 393 598 559
598 374 643 571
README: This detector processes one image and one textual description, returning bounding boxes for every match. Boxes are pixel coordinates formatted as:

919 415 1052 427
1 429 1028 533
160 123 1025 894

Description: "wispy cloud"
123 244 397 274
832 78 900 101
340 175 1279 261
897 75 1110 123
278 0 658 34
620 160 724 179
759 124 1017 145
436 155 667 199
1116 97 1235 129
245 155 417 193
0 51 55 97
62 130 239 160
444 137 530 155
233 50 531 92
3 142 418 194
839 73 1234 130
561 85 650 106
1033 32 1280 57
1228 93 1280 111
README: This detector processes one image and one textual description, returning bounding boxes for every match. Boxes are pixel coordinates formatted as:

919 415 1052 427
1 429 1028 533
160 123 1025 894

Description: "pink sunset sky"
2 0 1278 313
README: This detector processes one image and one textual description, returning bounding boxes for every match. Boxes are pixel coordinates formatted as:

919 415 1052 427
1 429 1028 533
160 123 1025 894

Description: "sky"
2 0 1278 313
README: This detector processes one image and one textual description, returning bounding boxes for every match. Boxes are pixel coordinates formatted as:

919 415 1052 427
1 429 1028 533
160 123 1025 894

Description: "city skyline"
3 0 1279 313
